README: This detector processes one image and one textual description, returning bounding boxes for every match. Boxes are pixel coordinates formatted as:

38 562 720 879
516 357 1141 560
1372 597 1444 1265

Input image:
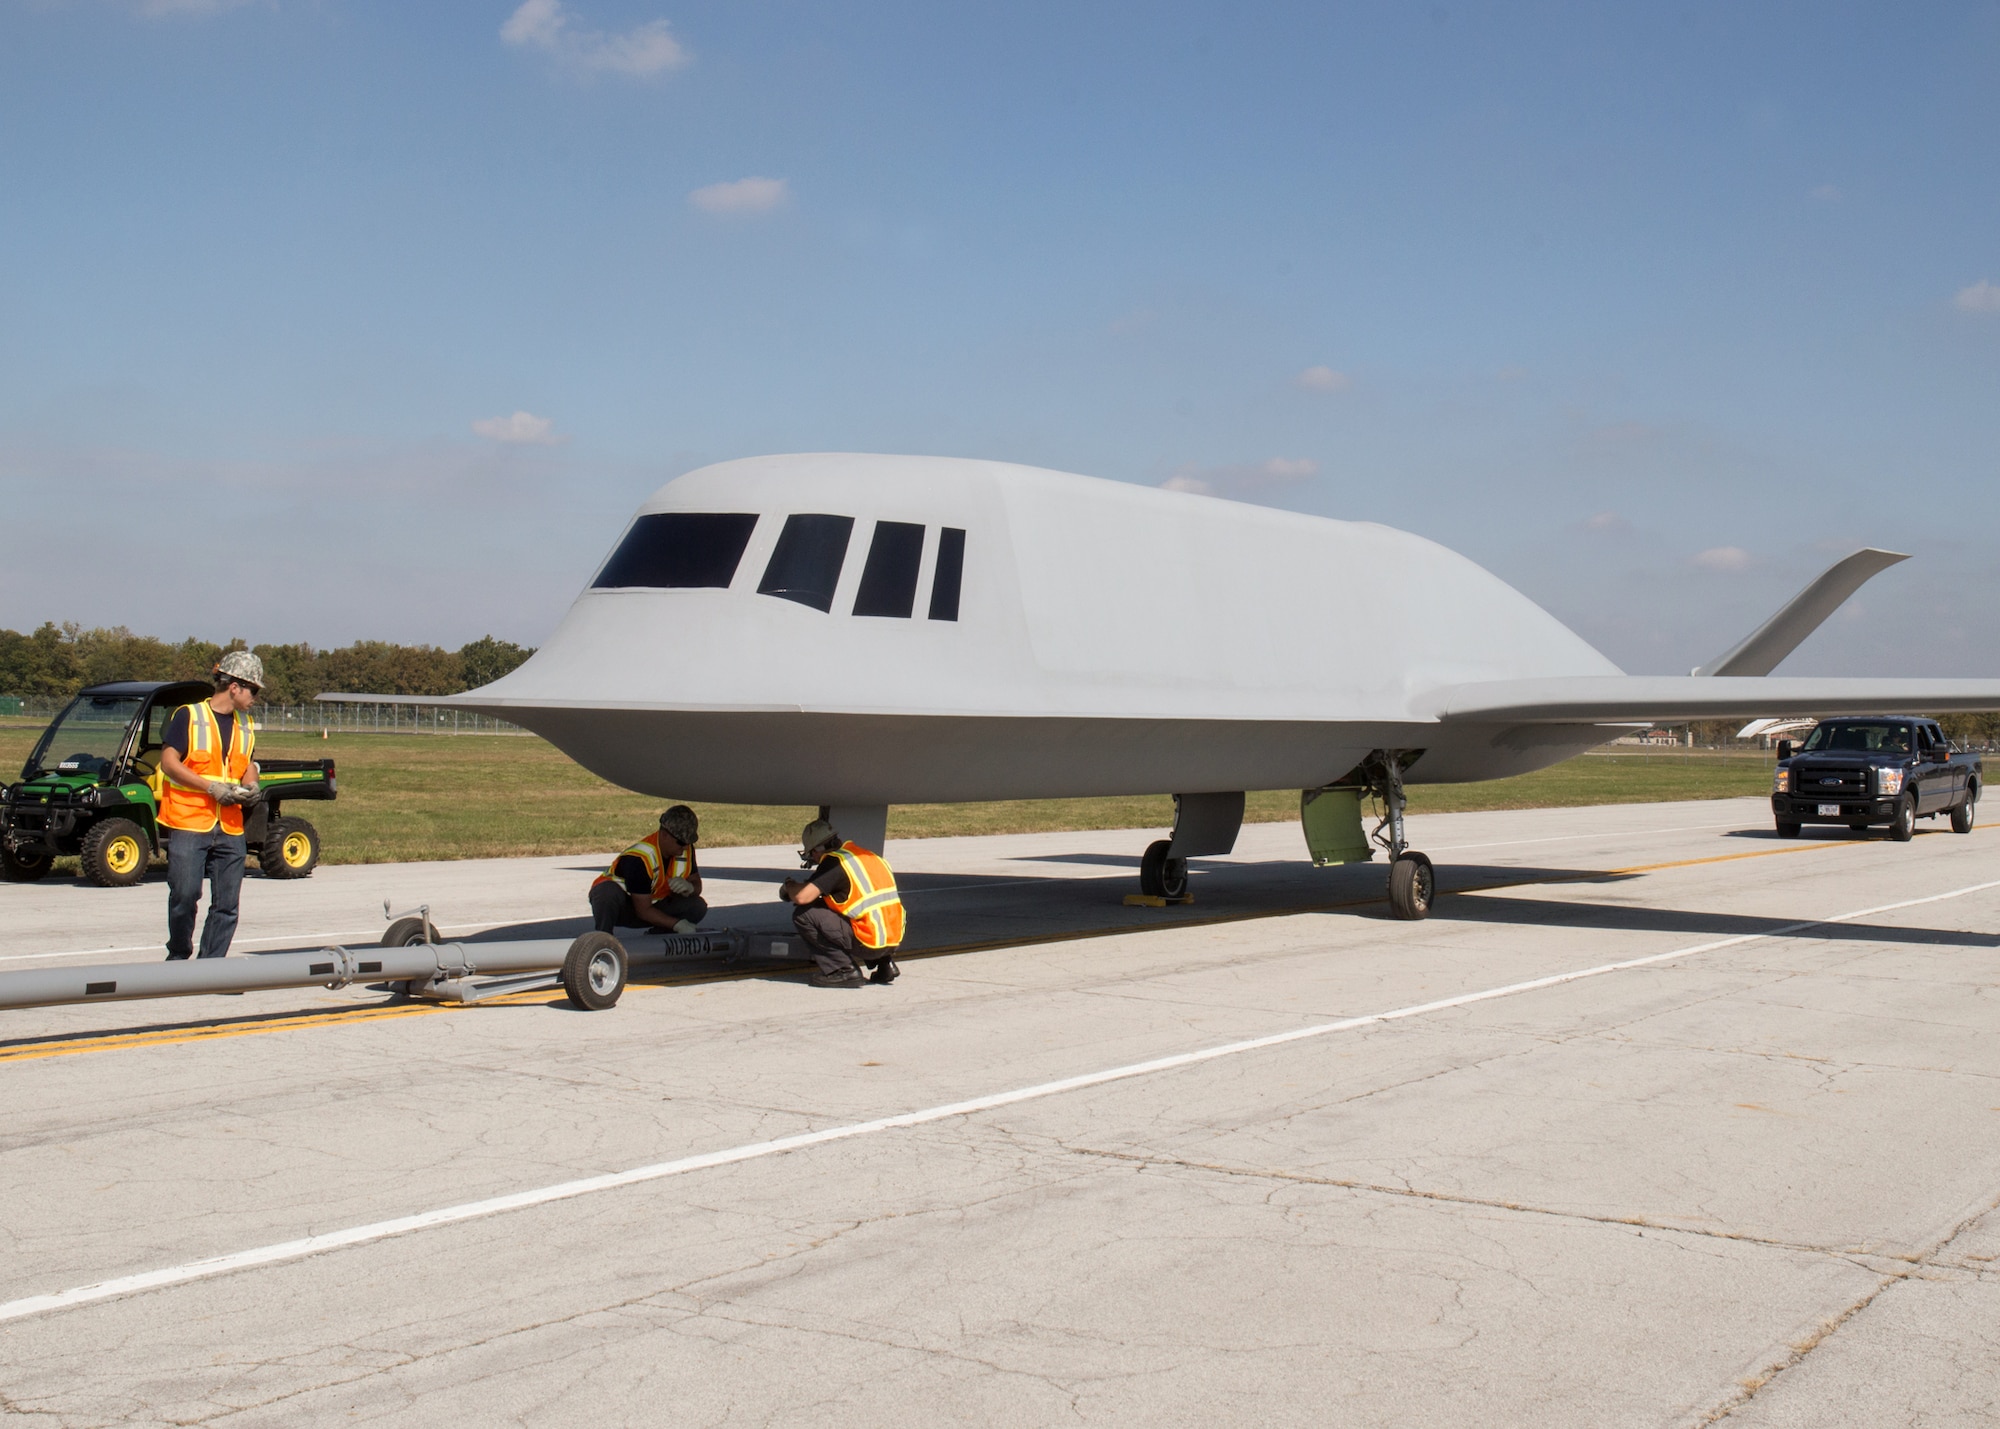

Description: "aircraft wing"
1419 676 2000 725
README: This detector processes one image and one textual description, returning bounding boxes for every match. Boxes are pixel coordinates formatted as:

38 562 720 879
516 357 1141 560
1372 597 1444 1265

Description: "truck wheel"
1890 793 1917 843
2 844 55 882
561 932 628 1010
1387 851 1434 920
262 818 320 879
1774 821 1801 839
80 818 151 888
1951 790 1977 834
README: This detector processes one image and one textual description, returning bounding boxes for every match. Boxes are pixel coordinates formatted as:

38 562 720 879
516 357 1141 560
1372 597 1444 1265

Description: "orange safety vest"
823 842 905 950
592 831 695 900
158 701 256 836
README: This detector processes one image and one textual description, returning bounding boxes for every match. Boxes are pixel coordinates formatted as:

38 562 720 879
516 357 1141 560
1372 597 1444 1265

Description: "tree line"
0 623 534 704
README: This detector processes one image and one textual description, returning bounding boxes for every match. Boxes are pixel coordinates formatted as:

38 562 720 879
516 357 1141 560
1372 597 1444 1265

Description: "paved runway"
0 798 1996 1426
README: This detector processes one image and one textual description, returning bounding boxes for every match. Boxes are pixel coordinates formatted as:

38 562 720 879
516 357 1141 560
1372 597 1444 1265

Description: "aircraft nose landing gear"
1364 751 1433 920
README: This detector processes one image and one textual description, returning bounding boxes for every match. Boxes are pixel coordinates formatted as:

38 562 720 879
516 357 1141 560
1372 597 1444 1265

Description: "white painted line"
5 874 1995 1328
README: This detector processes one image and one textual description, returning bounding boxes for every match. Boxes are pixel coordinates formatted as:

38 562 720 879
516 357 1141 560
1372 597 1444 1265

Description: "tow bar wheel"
562 932 629 1011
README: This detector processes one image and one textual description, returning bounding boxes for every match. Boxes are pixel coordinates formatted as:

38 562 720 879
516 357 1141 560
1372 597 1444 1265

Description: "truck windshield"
24 695 145 780
1798 721 1911 755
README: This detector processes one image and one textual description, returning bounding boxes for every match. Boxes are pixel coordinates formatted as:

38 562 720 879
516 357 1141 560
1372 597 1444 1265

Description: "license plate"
1817 803 1840 816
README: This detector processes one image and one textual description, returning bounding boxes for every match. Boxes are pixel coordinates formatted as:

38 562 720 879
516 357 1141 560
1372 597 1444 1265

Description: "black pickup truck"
1772 716 1982 841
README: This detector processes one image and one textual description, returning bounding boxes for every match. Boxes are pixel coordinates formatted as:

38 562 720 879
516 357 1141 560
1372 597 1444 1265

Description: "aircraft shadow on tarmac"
1429 892 1997 949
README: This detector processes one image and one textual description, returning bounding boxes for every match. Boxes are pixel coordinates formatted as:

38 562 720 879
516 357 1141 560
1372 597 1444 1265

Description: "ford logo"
1820 777 1841 785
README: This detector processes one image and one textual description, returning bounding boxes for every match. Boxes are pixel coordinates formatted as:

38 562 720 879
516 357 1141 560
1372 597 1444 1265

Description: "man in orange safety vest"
779 817 905 988
158 650 264 960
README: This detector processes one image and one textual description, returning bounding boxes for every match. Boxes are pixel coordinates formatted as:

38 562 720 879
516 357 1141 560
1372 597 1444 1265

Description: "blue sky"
2 1 1996 675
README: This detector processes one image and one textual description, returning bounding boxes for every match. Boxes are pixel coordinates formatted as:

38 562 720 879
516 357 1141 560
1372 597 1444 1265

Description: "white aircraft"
420 453 2000 918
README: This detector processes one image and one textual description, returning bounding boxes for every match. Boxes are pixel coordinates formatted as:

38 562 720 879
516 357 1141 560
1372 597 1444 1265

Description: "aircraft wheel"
1774 821 1801 839
1139 839 1187 899
562 932 628 1010
1890 793 1917 843
1951 789 1977 834
1388 851 1434 920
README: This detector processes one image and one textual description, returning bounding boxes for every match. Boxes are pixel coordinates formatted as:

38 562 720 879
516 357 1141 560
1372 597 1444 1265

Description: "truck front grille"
1800 766 1869 797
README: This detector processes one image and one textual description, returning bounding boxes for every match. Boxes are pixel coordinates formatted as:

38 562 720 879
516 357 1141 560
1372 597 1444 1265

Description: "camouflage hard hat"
659 805 700 845
214 650 265 689
800 819 840 856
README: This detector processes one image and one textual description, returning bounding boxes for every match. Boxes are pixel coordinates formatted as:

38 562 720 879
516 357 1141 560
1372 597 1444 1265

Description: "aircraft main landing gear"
1363 751 1433 920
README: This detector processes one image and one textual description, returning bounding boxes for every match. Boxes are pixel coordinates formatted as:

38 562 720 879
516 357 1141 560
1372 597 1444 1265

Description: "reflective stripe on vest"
824 842 905 950
592 831 693 899
157 702 255 835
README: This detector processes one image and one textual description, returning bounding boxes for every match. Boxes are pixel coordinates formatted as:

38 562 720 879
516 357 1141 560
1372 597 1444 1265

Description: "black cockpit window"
593 513 759 589
927 527 965 621
852 521 926 618
758 514 855 612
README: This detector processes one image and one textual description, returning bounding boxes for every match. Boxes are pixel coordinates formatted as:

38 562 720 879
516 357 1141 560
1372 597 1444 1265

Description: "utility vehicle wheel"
2 843 53 882
262 817 320 879
81 818 150 888
1774 821 1801 839
1951 788 1977 834
381 916 434 948
561 932 628 1011
1388 851 1434 920
1890 793 1917 843
1138 839 1189 899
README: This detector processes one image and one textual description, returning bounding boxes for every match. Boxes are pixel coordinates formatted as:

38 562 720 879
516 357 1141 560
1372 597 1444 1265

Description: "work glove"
205 780 237 803
667 876 695 897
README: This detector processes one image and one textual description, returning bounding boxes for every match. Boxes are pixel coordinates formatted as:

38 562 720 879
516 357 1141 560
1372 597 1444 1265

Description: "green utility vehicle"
0 681 336 887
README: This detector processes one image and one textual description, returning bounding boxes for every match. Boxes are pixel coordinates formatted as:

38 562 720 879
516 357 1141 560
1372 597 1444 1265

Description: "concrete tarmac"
0 798 1996 1426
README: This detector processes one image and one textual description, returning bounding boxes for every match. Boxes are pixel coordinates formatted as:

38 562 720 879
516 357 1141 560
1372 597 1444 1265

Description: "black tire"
80 817 150 888
1775 821 1801 839
1951 787 1977 834
381 916 433 948
261 817 320 879
1890 792 1917 843
561 932 628 1010
1388 851 1434 920
1138 839 1189 899
2 844 54 882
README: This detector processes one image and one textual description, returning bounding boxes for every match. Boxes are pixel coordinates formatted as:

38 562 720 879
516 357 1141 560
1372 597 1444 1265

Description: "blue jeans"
166 827 246 960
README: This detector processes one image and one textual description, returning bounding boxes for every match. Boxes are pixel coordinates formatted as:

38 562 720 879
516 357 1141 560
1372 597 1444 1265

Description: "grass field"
0 722 1775 868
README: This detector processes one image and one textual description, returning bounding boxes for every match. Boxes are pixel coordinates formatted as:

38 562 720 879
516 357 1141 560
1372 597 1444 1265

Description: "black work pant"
792 905 896 976
589 881 707 935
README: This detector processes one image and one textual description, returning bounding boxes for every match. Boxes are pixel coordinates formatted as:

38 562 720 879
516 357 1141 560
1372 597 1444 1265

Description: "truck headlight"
1877 768 1904 796
1773 768 1790 794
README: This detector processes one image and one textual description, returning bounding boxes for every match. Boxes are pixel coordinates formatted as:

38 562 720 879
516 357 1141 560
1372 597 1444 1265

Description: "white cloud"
1295 364 1351 393
689 176 789 215
501 0 690 78
1693 546 1750 572
1810 183 1842 202
472 411 561 445
1160 473 1213 496
1256 457 1318 482
1954 279 2000 313
1584 511 1628 533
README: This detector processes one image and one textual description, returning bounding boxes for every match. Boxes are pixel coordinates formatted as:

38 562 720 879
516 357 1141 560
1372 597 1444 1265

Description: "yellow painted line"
2 821 1982 1065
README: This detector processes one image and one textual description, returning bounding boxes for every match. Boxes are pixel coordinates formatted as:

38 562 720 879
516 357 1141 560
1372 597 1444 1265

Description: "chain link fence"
0 695 528 736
